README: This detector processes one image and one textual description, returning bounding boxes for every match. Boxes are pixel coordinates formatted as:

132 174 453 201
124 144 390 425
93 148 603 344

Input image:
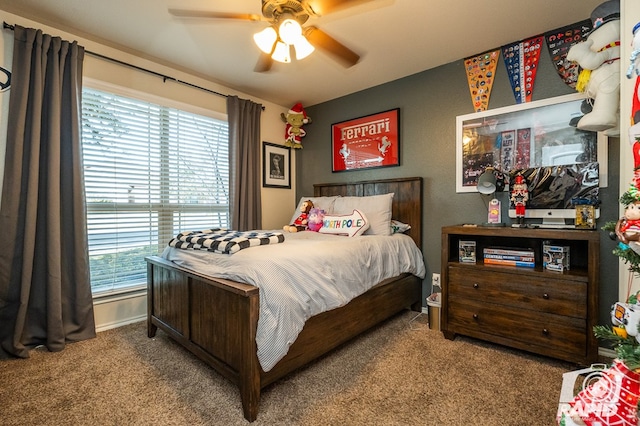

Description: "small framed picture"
263 142 291 189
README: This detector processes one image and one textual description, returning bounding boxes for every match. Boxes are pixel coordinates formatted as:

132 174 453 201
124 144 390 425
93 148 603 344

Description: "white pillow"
318 209 369 237
288 196 338 226
391 219 411 234
332 193 394 236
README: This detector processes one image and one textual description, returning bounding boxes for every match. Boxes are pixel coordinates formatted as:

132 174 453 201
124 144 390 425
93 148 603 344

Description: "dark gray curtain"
227 95 263 230
0 25 95 358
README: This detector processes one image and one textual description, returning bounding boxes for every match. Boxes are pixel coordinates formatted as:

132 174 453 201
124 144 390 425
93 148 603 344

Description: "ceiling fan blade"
254 53 274 72
305 0 375 16
168 8 263 21
304 26 360 67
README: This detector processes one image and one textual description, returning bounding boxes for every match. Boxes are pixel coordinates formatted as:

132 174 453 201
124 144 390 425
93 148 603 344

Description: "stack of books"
483 247 535 268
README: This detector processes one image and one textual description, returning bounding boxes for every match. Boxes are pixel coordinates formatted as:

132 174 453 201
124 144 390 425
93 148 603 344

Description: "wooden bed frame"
146 176 423 422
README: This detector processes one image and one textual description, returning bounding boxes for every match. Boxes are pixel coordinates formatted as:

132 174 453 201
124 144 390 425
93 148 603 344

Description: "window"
82 86 229 296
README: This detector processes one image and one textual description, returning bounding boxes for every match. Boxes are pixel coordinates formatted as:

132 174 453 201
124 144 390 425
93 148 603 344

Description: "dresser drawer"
448 298 586 356
448 266 586 318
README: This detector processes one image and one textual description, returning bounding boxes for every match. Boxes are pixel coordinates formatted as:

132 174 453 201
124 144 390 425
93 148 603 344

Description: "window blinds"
82 87 229 295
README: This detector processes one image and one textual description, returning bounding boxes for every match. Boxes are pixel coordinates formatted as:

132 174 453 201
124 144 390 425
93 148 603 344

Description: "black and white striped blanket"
168 229 285 254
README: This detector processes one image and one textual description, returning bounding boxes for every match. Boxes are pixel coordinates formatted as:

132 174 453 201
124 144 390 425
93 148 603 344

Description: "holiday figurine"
628 21 640 164
510 174 529 225
616 199 640 245
281 103 311 149
566 0 621 132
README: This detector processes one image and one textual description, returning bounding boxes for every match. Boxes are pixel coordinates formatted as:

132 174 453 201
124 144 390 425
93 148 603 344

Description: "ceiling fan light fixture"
293 36 315 60
271 41 291 63
278 18 303 45
253 26 277 54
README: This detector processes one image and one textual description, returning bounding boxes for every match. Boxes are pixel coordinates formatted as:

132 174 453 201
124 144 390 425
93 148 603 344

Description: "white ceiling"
0 0 603 107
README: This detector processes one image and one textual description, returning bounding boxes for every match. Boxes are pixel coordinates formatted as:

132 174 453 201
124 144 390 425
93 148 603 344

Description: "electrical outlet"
432 273 441 288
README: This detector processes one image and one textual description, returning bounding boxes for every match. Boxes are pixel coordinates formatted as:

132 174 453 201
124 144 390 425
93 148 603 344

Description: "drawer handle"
543 293 550 299
473 314 478 320
542 328 549 335
473 283 479 289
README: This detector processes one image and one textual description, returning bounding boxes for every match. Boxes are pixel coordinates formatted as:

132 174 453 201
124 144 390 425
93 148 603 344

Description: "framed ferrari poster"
331 108 400 172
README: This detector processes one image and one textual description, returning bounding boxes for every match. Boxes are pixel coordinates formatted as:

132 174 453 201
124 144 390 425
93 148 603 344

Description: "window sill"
92 286 147 304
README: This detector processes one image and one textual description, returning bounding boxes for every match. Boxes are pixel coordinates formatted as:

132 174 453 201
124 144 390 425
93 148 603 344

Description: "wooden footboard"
146 256 421 422
147 256 261 420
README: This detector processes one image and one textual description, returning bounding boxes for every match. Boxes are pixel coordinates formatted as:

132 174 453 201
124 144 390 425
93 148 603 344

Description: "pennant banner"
502 35 543 104
464 49 500 112
544 20 592 90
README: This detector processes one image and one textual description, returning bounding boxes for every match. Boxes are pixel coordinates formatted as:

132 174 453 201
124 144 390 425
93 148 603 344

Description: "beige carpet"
0 311 575 425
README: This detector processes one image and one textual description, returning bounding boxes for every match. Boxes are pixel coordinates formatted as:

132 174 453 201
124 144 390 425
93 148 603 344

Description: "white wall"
0 9 298 331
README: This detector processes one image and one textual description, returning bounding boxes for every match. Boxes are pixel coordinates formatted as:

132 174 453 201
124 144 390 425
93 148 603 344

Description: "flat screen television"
508 162 599 228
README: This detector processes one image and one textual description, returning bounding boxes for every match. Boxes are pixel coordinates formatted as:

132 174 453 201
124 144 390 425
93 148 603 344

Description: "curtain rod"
2 21 265 110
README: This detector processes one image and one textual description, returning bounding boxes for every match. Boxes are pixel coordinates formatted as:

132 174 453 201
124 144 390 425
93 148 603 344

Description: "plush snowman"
566 0 620 132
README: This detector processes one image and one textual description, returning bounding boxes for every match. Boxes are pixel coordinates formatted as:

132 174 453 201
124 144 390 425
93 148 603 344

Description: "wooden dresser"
441 225 600 364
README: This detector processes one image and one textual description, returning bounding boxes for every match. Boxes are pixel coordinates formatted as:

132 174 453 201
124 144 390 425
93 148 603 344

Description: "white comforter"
161 231 426 371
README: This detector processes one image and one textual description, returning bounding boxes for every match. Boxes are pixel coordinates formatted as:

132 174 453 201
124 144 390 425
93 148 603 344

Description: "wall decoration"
0 66 10 92
331 108 400 172
281 102 311 149
262 141 291 188
544 20 592 90
456 93 608 193
464 49 500 112
501 35 543 104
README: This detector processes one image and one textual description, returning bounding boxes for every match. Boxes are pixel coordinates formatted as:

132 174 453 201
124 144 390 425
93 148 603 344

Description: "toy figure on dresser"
510 174 529 226
566 0 620 133
284 199 314 232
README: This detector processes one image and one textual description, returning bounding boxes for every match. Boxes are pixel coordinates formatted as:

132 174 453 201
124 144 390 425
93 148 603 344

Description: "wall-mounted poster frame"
331 108 400 172
455 92 608 193
263 141 291 189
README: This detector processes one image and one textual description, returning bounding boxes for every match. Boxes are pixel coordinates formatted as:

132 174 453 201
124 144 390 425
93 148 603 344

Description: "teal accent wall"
299 50 620 326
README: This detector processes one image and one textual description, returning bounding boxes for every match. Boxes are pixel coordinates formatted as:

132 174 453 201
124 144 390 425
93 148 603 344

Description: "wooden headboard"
313 177 423 249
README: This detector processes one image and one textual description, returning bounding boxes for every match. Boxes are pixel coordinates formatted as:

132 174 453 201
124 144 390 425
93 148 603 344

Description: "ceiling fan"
169 0 373 72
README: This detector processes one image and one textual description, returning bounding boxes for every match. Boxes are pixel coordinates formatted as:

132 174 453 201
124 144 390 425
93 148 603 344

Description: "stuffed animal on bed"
284 199 314 232
306 208 325 232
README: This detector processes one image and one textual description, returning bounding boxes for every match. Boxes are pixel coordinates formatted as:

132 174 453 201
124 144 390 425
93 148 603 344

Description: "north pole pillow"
318 209 369 237
332 193 393 236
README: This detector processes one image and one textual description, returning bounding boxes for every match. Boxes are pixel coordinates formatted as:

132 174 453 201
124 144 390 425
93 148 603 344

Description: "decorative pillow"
332 193 394 236
318 209 369 237
288 196 338 226
391 219 411 234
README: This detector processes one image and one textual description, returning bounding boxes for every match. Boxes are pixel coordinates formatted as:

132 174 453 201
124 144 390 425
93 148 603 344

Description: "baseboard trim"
96 315 146 333
93 291 147 332
598 347 616 360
